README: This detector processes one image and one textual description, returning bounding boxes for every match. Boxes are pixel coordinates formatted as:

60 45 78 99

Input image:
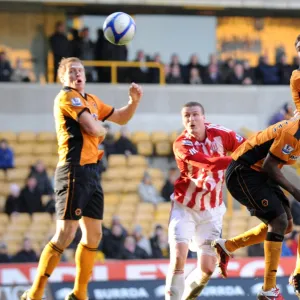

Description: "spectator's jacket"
0 147 14 169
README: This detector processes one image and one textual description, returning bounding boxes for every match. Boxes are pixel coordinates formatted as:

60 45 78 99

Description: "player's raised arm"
107 83 143 125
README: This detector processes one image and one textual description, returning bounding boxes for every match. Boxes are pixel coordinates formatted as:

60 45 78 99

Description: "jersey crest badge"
282 144 294 155
182 140 193 146
71 98 82 106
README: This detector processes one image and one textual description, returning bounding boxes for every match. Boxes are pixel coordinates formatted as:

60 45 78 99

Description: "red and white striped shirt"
172 123 245 211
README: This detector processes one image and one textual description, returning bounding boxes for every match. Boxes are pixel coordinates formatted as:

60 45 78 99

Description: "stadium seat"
6 168 29 182
156 202 172 213
147 168 164 180
169 131 180 143
131 131 151 143
32 212 52 224
116 203 137 214
18 131 36 143
6 242 22 255
12 143 34 155
102 180 125 193
136 202 155 214
0 196 6 211
105 193 120 205
33 144 54 155
124 167 146 180
123 179 140 193
10 213 31 225
36 132 57 143
0 170 5 181
155 141 172 156
0 183 10 197
151 131 169 143
136 141 153 156
0 213 9 225
108 154 127 168
153 179 164 192
0 131 17 143
14 155 35 168
102 167 127 181
127 155 148 167
120 193 140 204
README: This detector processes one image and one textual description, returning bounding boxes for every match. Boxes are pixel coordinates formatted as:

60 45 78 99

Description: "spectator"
102 124 116 157
185 54 204 83
226 63 252 85
114 127 137 156
132 225 152 256
18 177 43 214
102 224 126 259
291 198 300 225
49 21 69 82
131 50 149 83
284 231 298 255
203 64 222 84
0 139 14 171
0 51 13 82
281 240 293 257
150 224 169 258
0 241 11 263
189 67 202 84
13 238 38 263
166 65 184 84
119 236 149 259
80 27 95 82
292 56 300 71
169 54 183 78
4 183 20 215
28 160 53 195
221 58 235 82
277 54 293 85
69 28 82 58
111 215 128 236
268 102 293 126
11 58 30 82
138 172 164 205
161 167 178 202
149 53 163 83
255 55 279 85
243 60 255 83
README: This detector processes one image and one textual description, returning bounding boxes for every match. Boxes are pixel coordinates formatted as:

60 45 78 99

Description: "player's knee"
201 266 214 276
285 219 293 234
173 253 186 270
269 213 288 234
83 230 102 247
53 222 78 248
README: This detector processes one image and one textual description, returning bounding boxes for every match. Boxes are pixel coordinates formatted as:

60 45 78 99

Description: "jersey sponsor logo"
189 148 198 155
290 155 300 160
71 97 82 106
182 140 193 146
282 144 294 155
235 134 243 143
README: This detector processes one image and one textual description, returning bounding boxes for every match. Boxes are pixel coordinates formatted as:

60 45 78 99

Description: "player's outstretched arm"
107 83 143 125
79 111 107 137
262 154 300 201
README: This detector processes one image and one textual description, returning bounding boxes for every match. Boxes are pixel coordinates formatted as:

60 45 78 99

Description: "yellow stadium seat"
13 143 34 155
0 195 6 211
102 180 125 193
0 170 5 181
10 213 31 225
108 154 127 167
137 141 153 156
156 202 172 213
127 155 148 167
7 242 22 255
104 206 116 216
136 202 155 214
120 193 140 204
32 212 52 224
27 223 49 234
116 203 137 214
0 131 17 142
124 167 146 180
131 131 151 143
6 168 29 182
18 131 36 143
102 167 127 181
134 212 154 222
33 144 54 155
147 168 164 180
3 232 24 242
155 141 172 156
14 155 35 168
155 212 169 222
123 179 140 193
0 213 9 225
37 132 57 143
169 131 180 143
151 131 169 143
105 193 120 205
153 179 164 192
0 183 10 197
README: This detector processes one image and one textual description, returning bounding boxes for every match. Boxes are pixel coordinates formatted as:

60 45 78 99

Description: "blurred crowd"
0 20 299 84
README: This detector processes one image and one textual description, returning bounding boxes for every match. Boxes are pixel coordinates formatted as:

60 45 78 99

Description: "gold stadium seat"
32 212 52 224
151 131 169 143
155 141 172 156
108 154 127 168
104 206 117 215
123 179 140 193
7 242 22 255
27 223 49 234
14 155 35 168
10 213 31 225
0 183 10 197
0 195 6 211
156 202 172 213
13 143 34 155
134 212 154 222
6 224 29 234
3 232 24 243
127 155 148 168
0 213 9 225
169 131 180 143
120 193 140 204
124 167 146 181
37 132 57 143
0 131 17 143
105 193 120 205
102 180 125 193
102 167 127 181
33 144 54 155
136 141 153 156
148 168 164 180
18 131 36 143
6 168 29 182
153 179 164 192
0 170 5 181
131 131 151 143
116 203 137 214
154 212 169 223
136 202 155 214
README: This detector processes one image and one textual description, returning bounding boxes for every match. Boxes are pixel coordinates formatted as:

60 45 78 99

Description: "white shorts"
168 201 226 256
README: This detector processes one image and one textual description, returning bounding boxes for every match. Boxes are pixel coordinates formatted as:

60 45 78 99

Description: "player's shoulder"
291 69 300 81
174 131 192 147
54 88 83 107
206 123 233 135
88 93 104 104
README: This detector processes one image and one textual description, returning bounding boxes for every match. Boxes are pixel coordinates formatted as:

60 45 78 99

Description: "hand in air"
129 82 143 104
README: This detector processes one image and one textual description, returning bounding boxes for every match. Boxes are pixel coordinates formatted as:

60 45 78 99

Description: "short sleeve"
269 132 296 163
59 93 88 121
290 71 300 111
93 96 114 121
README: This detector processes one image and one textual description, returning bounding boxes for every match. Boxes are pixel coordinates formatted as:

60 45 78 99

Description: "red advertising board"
0 257 296 285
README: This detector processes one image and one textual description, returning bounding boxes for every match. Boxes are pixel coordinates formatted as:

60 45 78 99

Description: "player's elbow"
116 118 128 126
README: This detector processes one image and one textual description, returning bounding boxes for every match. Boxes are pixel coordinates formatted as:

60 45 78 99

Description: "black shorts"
54 162 104 220
225 160 292 223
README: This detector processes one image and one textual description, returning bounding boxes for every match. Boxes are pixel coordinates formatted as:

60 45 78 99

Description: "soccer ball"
103 12 136 46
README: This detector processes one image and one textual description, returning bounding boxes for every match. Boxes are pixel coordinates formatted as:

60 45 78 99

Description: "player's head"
58 57 86 92
295 34 300 55
181 102 205 137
